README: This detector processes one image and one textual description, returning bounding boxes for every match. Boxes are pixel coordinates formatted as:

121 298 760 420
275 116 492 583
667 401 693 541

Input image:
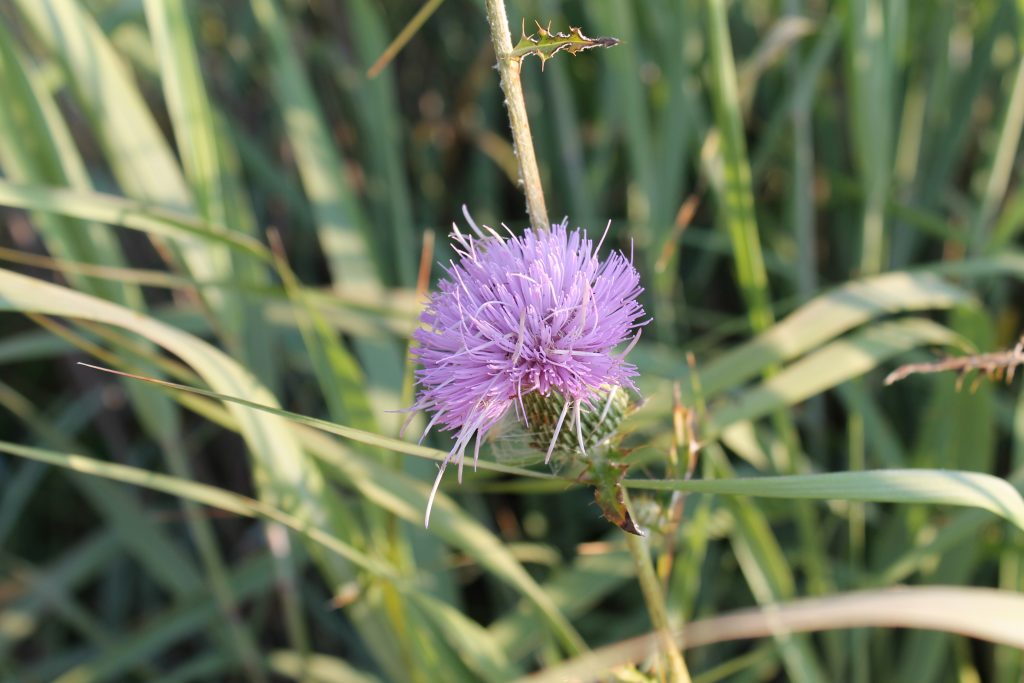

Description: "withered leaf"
591 461 645 536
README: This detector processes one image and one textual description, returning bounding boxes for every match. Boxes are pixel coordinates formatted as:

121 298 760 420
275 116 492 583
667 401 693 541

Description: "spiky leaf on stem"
511 22 620 70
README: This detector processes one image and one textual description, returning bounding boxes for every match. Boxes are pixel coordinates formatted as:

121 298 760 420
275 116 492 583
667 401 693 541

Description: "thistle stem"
624 490 692 682
483 0 550 230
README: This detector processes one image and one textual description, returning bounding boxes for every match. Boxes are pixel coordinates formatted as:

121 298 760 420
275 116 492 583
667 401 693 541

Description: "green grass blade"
846 0 893 273
249 0 381 290
699 271 969 398
625 470 1024 530
70 361 550 480
46 556 277 683
268 650 383 683
706 317 964 434
705 0 774 334
0 268 374 592
0 439 391 576
0 180 270 261
518 586 1024 683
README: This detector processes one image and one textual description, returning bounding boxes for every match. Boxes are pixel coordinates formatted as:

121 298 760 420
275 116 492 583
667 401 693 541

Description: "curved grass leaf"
53 361 589 655
0 180 269 261
699 272 970 396
74 361 552 480
46 555 277 683
64 354 1024 532
0 267 369 592
625 469 1024 530
705 317 964 434
249 0 381 290
268 651 382 683
0 439 391 577
518 586 1024 683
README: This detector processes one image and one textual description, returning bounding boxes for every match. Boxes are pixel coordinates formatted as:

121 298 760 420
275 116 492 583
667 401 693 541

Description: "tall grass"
1 1 1023 682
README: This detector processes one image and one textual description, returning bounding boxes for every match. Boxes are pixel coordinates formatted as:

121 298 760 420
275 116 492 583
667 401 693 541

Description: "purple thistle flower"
410 214 647 526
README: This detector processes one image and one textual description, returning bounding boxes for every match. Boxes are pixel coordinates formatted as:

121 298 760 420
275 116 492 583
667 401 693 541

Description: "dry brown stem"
884 336 1024 389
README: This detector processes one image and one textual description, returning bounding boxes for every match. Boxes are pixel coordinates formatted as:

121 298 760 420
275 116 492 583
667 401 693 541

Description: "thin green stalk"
847 0 892 274
970 51 1024 255
704 0 773 334
483 0 549 230
624 490 691 683
847 392 868 683
161 435 268 683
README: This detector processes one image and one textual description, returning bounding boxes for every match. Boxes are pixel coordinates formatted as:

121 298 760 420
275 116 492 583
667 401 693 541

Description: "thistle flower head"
411 214 646 525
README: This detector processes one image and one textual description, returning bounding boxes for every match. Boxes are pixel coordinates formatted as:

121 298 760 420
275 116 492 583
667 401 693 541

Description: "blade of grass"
45 555 277 683
517 586 1024 683
249 0 381 289
268 650 382 683
624 469 1024 530
0 439 392 576
846 0 893 274
0 180 270 261
705 318 964 436
705 0 774 334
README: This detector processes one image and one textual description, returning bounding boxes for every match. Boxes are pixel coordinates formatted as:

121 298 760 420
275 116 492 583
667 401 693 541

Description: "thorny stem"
483 0 550 230
624 490 692 683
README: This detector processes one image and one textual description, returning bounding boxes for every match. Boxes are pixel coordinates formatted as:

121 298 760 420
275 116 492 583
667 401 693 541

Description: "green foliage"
1 1 1024 682
511 22 620 69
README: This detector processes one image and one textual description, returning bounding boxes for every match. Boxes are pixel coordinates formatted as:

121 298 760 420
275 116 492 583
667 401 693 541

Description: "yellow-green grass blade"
698 270 970 399
705 0 774 335
0 268 369 590
44 354 588 658
517 586 1024 683
268 651 382 683
705 317 965 436
846 0 893 274
72 361 551 481
143 0 233 229
625 470 1024 531
11 0 236 306
0 439 391 578
249 0 380 291
143 0 277 387
968 48 1024 254
0 180 269 262
12 0 191 209
0 20 137 307
341 0 417 286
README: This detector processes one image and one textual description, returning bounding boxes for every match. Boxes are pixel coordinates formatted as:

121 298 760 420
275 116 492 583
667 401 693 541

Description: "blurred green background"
2 0 1024 681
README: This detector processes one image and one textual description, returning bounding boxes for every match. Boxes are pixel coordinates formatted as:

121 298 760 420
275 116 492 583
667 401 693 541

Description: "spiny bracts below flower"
410 215 647 526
